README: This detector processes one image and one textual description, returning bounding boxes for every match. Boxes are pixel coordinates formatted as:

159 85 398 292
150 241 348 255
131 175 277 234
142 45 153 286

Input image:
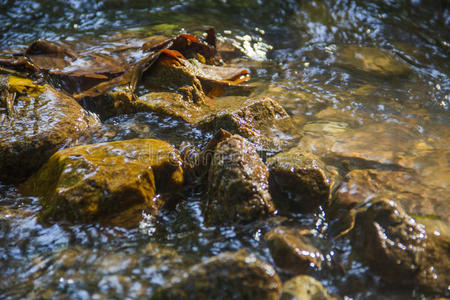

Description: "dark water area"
0 0 449 299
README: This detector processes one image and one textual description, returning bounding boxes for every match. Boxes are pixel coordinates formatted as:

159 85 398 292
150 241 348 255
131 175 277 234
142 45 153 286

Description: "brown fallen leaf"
0 55 40 76
26 39 77 60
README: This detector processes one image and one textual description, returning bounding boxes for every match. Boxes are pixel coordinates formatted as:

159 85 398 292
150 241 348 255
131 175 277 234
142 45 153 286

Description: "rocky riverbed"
1 1 449 299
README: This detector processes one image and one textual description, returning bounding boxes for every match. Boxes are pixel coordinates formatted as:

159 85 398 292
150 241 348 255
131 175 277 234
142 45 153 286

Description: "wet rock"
135 91 205 124
204 134 275 225
0 75 98 183
135 94 292 150
23 139 183 226
181 128 233 182
141 55 207 104
267 149 337 213
154 250 281 300
281 275 336 300
351 198 449 294
335 45 411 77
81 85 136 120
265 226 322 275
198 97 292 149
332 169 449 222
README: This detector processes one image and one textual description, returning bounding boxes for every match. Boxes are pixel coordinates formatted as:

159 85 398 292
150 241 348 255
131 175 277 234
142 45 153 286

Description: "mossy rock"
204 134 275 225
141 58 206 105
135 94 292 150
0 75 98 183
198 97 292 150
135 91 206 124
23 139 183 226
153 250 281 300
281 275 336 300
267 149 336 214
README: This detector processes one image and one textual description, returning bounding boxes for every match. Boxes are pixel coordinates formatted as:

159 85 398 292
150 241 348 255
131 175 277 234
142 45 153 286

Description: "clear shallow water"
0 0 449 299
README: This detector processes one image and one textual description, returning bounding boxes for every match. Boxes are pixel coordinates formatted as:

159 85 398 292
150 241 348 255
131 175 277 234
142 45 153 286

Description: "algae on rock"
0 75 98 183
23 139 183 227
204 133 275 225
281 275 336 300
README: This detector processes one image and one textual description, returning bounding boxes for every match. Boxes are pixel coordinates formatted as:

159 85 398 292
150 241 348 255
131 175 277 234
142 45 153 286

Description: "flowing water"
0 0 449 299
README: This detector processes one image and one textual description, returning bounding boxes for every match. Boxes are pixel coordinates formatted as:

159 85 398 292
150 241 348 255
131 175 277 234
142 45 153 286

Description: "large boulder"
267 149 337 214
153 250 282 300
265 226 323 275
350 197 449 294
0 75 98 183
22 139 183 226
204 134 275 225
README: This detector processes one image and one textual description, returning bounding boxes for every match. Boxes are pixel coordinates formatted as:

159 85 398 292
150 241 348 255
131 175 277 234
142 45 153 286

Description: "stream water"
0 0 449 299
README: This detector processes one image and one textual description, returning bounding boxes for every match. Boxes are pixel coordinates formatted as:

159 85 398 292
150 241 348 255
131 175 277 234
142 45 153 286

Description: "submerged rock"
34 242 184 299
267 149 336 213
351 198 449 294
265 226 322 275
298 122 420 169
204 133 275 225
23 139 183 226
154 250 281 300
335 45 411 77
332 169 449 222
0 75 98 183
281 275 336 300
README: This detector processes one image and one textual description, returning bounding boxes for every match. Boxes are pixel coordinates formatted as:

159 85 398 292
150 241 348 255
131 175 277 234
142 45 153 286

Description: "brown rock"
141 55 207 105
204 134 275 225
267 149 337 213
198 97 292 149
0 75 98 183
153 250 281 300
265 226 322 275
333 169 449 222
22 139 183 227
335 45 411 77
351 197 449 294
281 275 336 300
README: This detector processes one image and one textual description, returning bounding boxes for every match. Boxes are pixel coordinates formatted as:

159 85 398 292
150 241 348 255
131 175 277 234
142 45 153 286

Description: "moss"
1 75 98 183
8 75 45 97
23 139 183 227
